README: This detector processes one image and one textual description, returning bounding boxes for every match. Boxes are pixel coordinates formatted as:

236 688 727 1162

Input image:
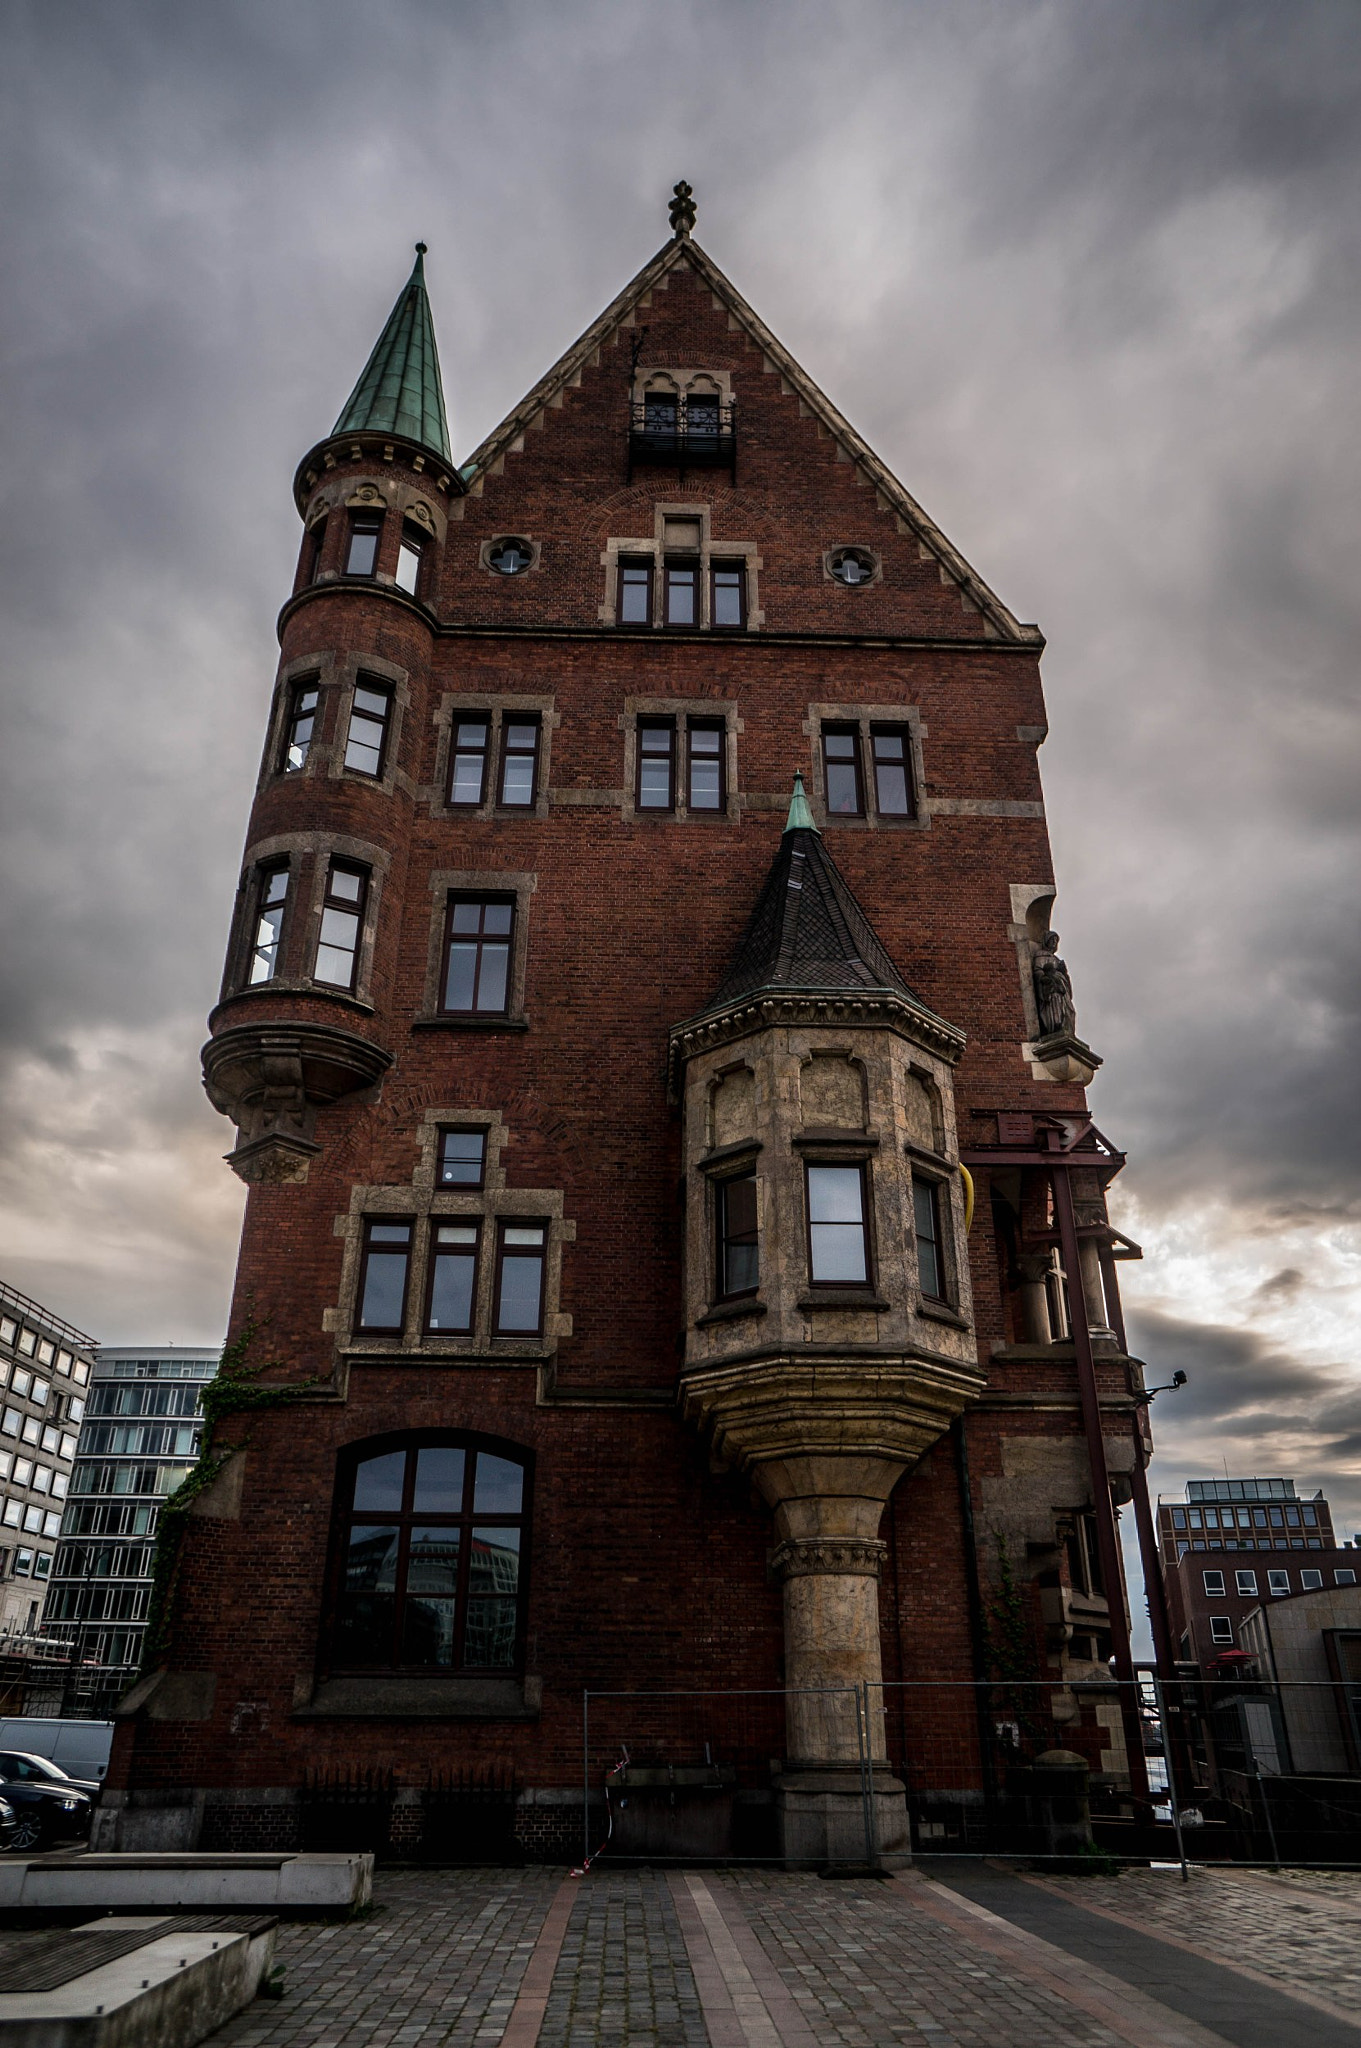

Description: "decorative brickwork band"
770 1537 886 1581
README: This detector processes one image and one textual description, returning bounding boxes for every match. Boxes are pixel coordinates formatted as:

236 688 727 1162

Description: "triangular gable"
459 237 1040 646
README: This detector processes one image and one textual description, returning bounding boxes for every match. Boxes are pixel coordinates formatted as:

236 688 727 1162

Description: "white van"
0 1718 113 1784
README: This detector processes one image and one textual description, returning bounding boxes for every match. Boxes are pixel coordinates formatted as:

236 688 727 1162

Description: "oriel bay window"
282 681 319 773
345 510 383 577
248 865 289 984
637 721 676 810
806 1164 870 1285
718 1174 758 1298
344 683 392 778
442 897 514 1014
314 861 368 991
687 722 724 811
357 1221 412 1333
331 1438 529 1673
912 1175 945 1300
426 1224 479 1333
499 720 540 807
495 1223 546 1334
449 717 491 807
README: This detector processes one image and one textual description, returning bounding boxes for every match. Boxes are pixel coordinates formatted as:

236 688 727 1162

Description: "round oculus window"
829 547 876 587
489 537 534 576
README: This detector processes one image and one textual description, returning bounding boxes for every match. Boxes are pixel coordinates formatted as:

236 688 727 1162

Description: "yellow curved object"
958 1162 975 1234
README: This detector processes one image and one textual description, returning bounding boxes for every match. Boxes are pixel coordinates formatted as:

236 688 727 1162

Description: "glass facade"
40 1346 218 1704
0 1282 94 1642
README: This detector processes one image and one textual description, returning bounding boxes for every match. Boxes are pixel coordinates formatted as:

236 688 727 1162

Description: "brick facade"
104 223 1157 1852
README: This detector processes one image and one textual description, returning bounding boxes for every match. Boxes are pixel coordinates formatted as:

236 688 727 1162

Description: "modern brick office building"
1157 1477 1358 1670
106 190 1170 1857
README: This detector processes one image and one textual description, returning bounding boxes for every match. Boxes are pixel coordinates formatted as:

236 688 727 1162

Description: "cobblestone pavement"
1037 1864 1361 2016
209 1862 1361 2048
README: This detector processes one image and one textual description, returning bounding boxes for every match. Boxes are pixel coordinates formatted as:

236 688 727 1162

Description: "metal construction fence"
577 1673 1361 1871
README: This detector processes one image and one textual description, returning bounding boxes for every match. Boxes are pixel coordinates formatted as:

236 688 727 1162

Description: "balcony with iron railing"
628 395 736 480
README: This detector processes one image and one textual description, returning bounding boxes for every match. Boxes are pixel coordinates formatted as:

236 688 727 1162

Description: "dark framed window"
442 897 514 1014
248 864 289 985
356 1221 412 1333
315 861 368 991
499 720 540 808
829 547 876 587
426 1223 479 1334
395 521 426 596
643 391 678 434
448 717 491 807
687 722 725 811
438 1129 487 1188
871 728 915 818
664 559 698 627
331 1437 529 1673
687 392 720 440
344 683 392 778
494 1223 546 1334
822 728 865 817
718 1175 758 1298
282 682 319 774
618 559 653 626
806 1164 869 1285
711 563 746 629
637 721 676 811
345 511 383 577
912 1176 945 1300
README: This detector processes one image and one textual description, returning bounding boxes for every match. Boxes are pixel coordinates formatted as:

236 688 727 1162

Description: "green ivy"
983 1532 1044 1753
138 1315 324 1674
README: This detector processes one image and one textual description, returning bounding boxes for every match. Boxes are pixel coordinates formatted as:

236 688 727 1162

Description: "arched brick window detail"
325 1434 531 1676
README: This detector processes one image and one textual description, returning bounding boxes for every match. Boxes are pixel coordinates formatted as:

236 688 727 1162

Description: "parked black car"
0 1761 91 1852
0 1750 102 1798
0 1799 18 1851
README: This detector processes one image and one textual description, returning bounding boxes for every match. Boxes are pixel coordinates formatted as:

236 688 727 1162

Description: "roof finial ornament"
784 771 819 835
669 180 696 239
415 241 428 257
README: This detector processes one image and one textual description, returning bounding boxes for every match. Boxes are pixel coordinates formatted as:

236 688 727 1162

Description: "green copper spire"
784 771 819 834
332 244 451 463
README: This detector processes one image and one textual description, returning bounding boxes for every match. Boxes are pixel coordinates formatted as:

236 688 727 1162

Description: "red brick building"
104 189 1166 1860
1156 1478 1358 1669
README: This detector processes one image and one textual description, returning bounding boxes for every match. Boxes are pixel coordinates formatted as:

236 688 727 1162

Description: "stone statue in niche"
1032 930 1077 1039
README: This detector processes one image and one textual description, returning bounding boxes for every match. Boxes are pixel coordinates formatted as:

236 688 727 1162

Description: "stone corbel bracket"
202 1020 394 1185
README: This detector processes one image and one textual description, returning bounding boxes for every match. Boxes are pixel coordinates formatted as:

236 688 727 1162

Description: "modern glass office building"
41 1346 219 1708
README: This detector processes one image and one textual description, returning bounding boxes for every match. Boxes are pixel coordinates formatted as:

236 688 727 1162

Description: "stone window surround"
619 696 742 823
260 652 415 803
822 546 884 588
803 702 928 832
632 365 734 406
227 829 390 1012
414 868 537 1029
326 1118 575 1360
430 693 559 822
302 472 449 583
599 504 765 631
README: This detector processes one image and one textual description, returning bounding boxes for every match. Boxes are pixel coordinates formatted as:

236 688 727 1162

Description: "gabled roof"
700 778 937 1019
459 231 1039 645
332 245 451 464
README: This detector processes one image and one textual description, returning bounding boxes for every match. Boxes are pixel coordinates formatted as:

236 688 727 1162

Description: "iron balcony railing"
628 397 736 477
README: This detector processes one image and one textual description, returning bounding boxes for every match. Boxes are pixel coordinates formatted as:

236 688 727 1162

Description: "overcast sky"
4 2 1361 1585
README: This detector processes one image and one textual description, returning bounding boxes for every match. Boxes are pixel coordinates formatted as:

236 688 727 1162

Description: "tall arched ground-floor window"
326 1435 530 1674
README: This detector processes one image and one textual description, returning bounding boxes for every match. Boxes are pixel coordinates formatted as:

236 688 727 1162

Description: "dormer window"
346 511 383 577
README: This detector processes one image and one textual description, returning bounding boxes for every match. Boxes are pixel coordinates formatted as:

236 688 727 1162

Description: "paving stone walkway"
211 1863 1361 2048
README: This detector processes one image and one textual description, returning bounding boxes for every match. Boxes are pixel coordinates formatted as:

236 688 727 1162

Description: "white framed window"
1268 1569 1290 1596
1202 1570 1225 1597
1301 1569 1323 1590
1208 1616 1234 1645
1235 1570 1258 1597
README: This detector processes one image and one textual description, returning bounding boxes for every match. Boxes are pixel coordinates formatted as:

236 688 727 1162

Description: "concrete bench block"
0 1915 276 2046
0 1854 371 1917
